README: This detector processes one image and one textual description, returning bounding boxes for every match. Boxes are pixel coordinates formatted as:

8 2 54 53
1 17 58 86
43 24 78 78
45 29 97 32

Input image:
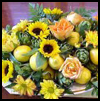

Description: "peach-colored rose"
49 19 74 41
66 12 85 25
59 56 83 80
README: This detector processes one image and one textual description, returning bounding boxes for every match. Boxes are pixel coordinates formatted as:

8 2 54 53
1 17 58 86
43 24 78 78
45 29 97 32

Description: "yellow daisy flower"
2 29 20 52
43 8 63 15
39 39 61 58
13 75 36 97
40 80 64 99
28 21 50 39
43 8 51 14
12 20 29 33
2 60 14 83
85 31 98 48
51 8 63 15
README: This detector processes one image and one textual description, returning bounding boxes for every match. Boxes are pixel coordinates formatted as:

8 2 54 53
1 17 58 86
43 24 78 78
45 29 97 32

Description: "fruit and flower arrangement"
2 3 98 99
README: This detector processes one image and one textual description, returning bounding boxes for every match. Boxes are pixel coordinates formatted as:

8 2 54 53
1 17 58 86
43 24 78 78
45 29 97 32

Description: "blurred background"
2 2 98 27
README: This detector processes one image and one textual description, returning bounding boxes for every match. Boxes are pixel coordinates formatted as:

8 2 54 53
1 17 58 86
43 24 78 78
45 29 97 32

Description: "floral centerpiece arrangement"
2 3 98 99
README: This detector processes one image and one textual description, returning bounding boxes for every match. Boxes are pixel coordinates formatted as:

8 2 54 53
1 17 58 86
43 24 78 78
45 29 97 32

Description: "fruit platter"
2 3 98 99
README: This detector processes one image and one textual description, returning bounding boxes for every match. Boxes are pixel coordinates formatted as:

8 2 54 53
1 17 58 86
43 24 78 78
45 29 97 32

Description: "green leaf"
92 81 98 88
29 3 35 12
85 82 92 90
74 7 96 17
23 48 38 56
6 25 12 32
5 83 16 88
64 88 74 94
9 53 20 64
32 71 42 82
36 52 47 68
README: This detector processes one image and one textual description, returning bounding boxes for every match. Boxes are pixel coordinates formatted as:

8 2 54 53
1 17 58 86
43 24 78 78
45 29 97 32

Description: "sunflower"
13 75 36 97
2 60 14 83
12 20 29 33
28 21 50 39
39 39 60 58
40 80 64 99
85 31 98 48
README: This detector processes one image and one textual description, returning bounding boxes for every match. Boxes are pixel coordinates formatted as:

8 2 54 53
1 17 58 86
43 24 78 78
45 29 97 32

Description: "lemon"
42 67 55 80
14 45 31 62
49 54 64 70
75 67 91 85
90 49 98 65
30 52 48 71
68 32 80 46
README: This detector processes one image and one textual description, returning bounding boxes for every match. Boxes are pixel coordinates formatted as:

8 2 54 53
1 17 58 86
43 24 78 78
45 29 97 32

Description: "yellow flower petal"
2 60 14 83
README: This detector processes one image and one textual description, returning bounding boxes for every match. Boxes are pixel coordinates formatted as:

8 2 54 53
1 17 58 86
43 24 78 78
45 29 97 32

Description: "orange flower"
59 56 83 80
94 15 98 21
49 19 74 41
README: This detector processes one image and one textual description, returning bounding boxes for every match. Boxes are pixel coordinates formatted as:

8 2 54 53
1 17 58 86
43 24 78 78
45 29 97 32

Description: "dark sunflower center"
43 45 53 54
5 65 9 76
33 28 42 35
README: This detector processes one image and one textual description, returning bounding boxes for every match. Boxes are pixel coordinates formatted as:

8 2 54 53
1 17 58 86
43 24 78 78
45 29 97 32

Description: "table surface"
2 2 98 99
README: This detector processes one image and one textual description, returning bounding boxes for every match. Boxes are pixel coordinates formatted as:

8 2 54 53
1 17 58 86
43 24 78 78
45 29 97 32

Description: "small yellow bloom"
40 80 64 99
12 20 29 33
2 60 14 83
2 29 20 52
43 8 51 14
85 31 98 48
51 8 63 15
13 75 36 97
2 29 15 52
28 21 50 39
11 32 20 46
43 8 63 15
39 39 60 58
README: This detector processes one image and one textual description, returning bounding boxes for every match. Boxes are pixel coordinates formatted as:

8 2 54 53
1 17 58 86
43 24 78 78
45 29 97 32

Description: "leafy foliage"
13 62 33 78
2 52 10 60
36 52 47 68
74 8 96 17
29 3 45 21
86 81 98 96
5 25 12 33
23 48 38 57
5 83 17 88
